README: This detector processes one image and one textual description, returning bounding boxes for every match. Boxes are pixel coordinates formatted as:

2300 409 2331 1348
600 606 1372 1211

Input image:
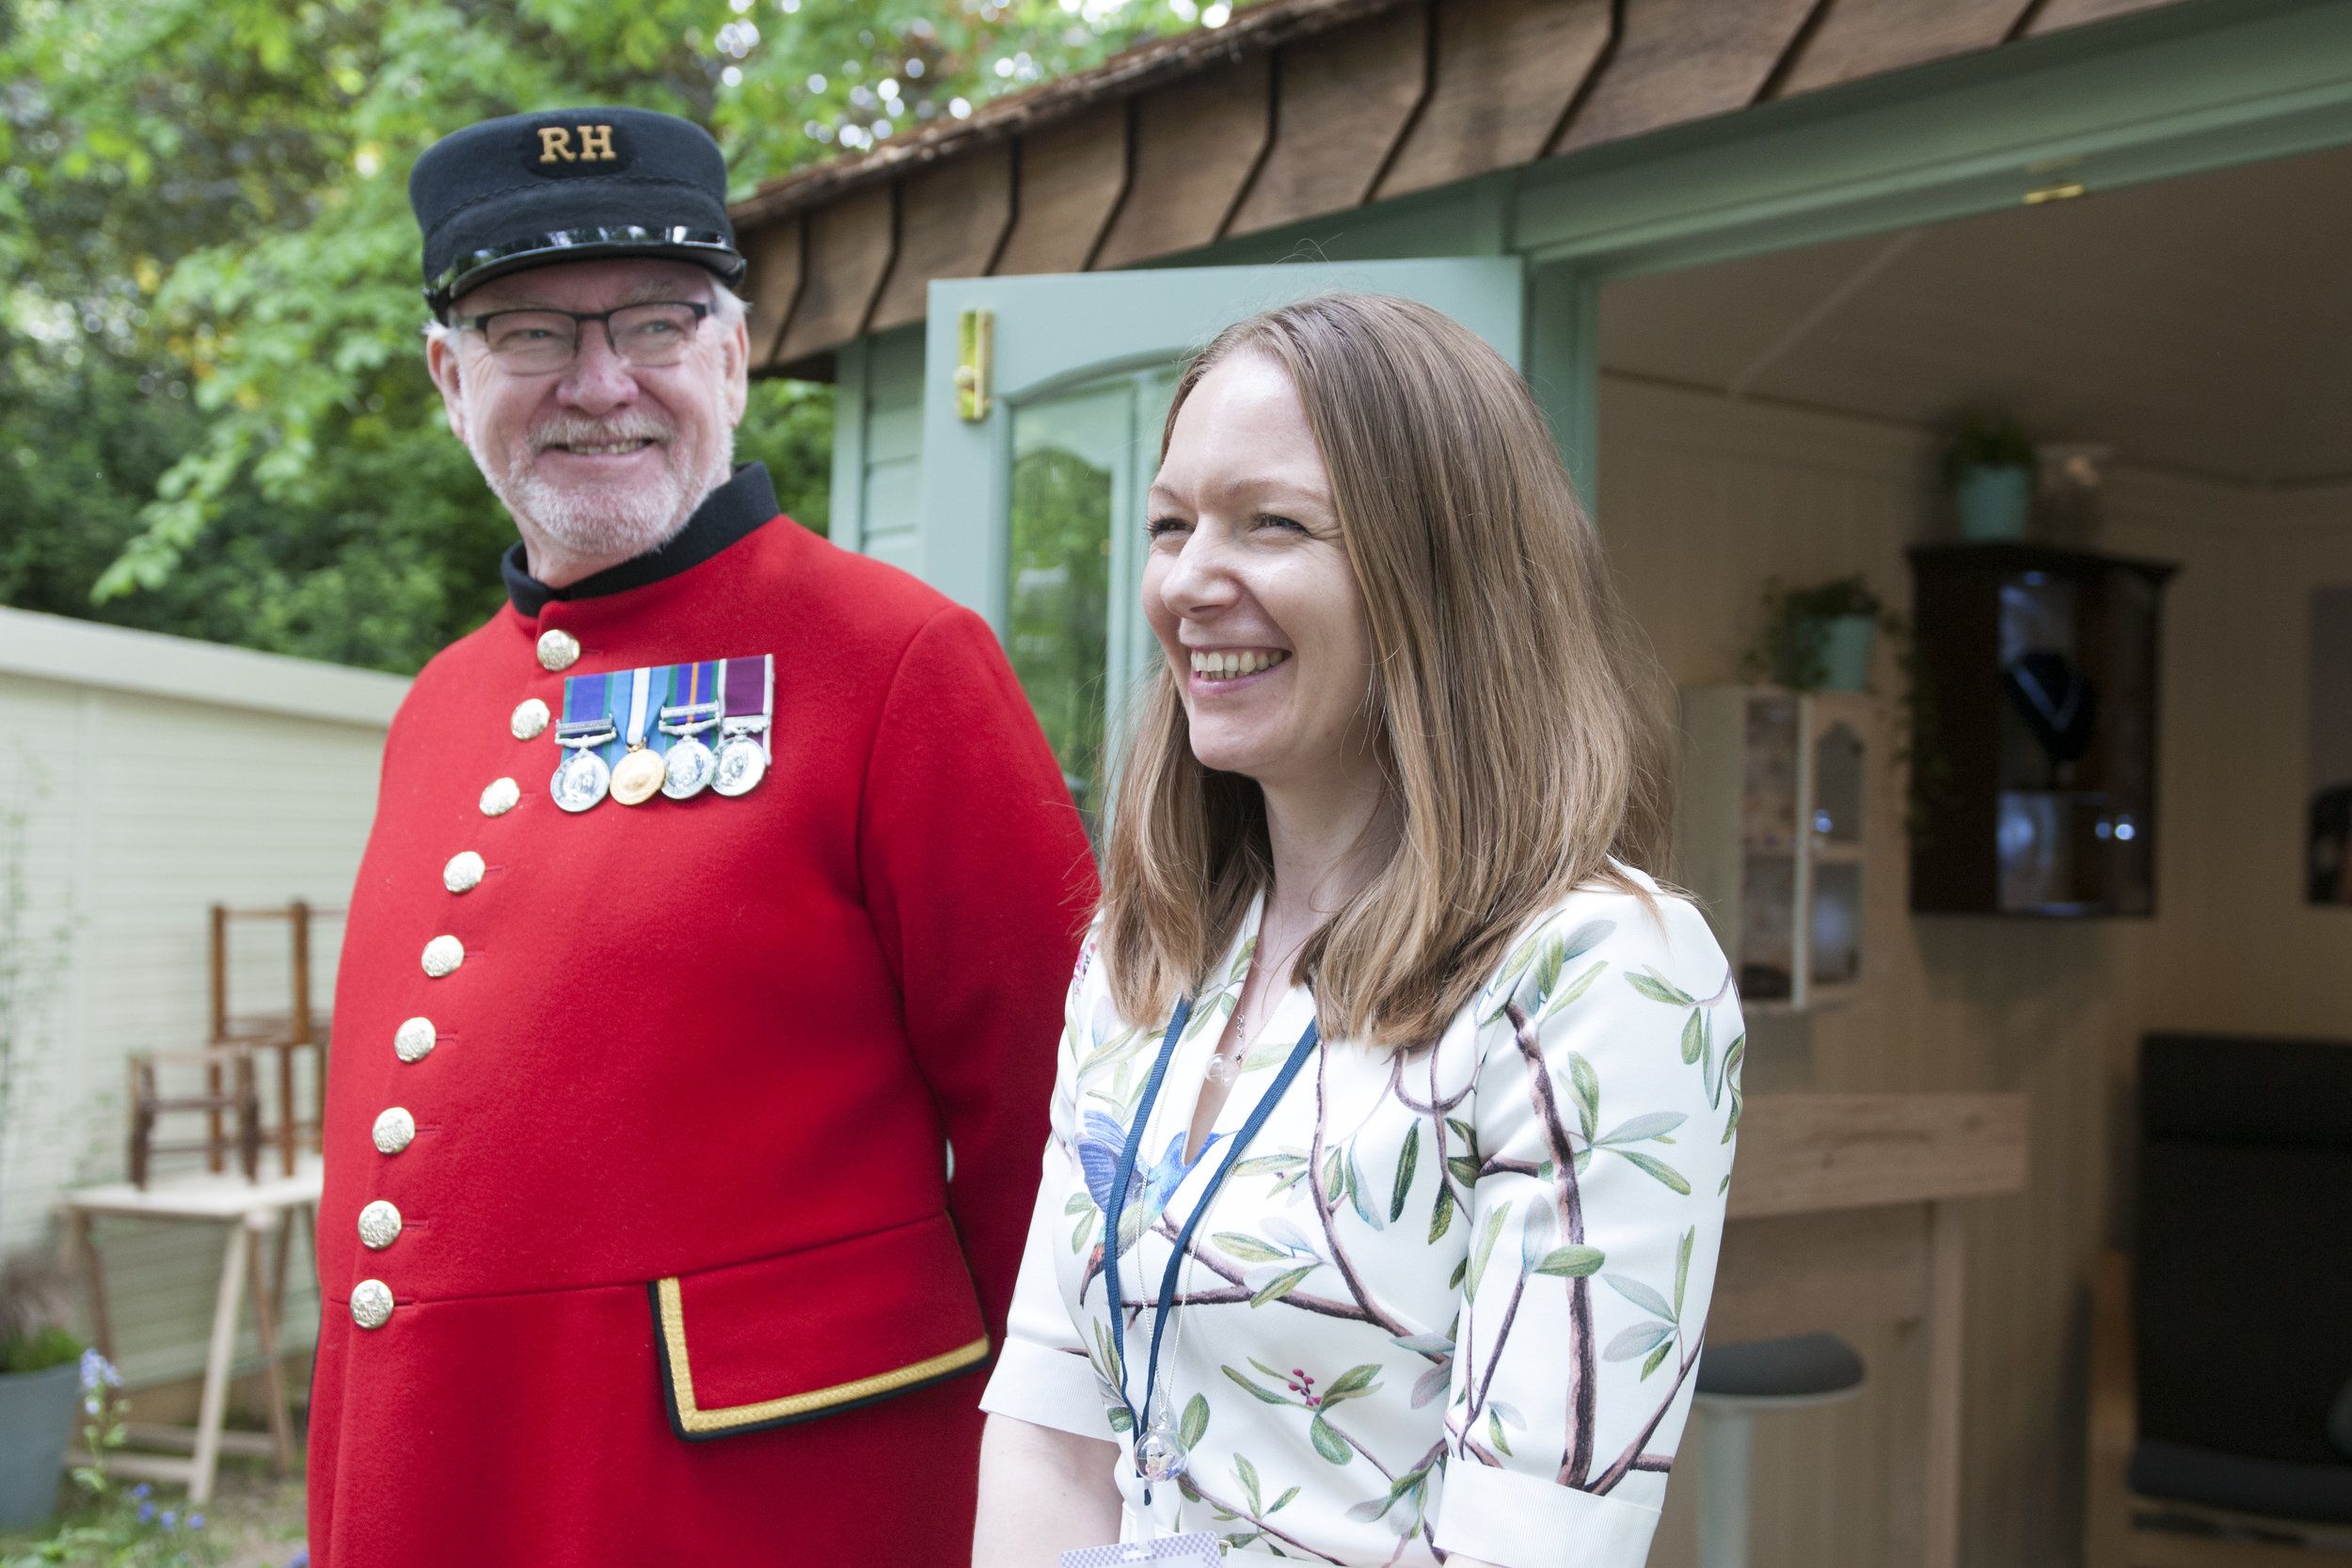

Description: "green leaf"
1107 1406 1134 1433
1597 1112 1686 1146
1604 1322 1675 1362
1064 1192 1095 1215
1322 1363 1385 1402
1628 970 1697 1006
1539 960 1609 1022
1069 1211 1095 1253
1428 1180 1456 1243
1680 1007 1705 1065
1612 1149 1692 1195
1445 1117 1479 1158
1214 1231 1290 1263
1233 1153 1306 1179
1560 918 1616 962
1467 1201 1511 1301
1489 1406 1513 1456
1519 1200 1557 1271
1181 1393 1210 1450
1250 1265 1316 1307
1567 1053 1600 1142
1642 1337 1676 1379
1446 1155 1482 1188
1223 1366 1290 1405
1236 1451 1263 1513
1346 1148 1385 1230
1322 1147 1345 1200
1270 1485 1299 1513
1391 1122 1420 1222
1449 1257 1468 1290
1604 1273 1677 1323
1534 932 1567 1001
1309 1414 1352 1465
1676 1227 1693 1317
1534 1244 1606 1277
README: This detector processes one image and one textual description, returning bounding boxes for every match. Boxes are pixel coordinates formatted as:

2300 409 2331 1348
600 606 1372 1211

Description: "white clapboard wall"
0 607 405 1387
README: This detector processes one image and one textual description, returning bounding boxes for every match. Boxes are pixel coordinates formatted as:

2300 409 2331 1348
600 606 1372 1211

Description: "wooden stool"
127 1048 260 1191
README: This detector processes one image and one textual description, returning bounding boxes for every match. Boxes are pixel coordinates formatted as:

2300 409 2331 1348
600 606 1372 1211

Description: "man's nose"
557 323 638 411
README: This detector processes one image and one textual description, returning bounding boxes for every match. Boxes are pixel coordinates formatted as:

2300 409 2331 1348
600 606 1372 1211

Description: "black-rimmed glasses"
453 301 712 373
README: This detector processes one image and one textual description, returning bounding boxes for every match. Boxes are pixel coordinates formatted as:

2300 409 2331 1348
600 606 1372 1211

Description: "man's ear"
425 330 469 440
723 312 750 428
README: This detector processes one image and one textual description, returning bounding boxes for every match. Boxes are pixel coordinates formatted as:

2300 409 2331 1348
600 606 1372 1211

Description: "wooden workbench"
1712 1094 2030 1568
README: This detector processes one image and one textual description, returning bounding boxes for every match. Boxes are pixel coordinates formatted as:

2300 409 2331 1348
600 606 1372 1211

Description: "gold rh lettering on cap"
578 124 615 161
538 127 577 164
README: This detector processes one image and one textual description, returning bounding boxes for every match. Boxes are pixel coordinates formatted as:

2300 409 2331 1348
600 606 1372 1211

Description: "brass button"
393 1017 436 1064
511 697 551 740
350 1279 394 1330
536 629 580 672
442 851 485 895
358 1200 403 1251
421 936 464 978
479 777 520 816
373 1107 416 1155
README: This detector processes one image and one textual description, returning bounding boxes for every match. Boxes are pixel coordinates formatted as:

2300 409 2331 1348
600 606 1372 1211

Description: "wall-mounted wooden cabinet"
1677 687 1877 1010
1907 543 2177 917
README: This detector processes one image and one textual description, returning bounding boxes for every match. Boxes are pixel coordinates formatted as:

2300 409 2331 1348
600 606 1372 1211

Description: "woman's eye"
1253 513 1308 533
1146 516 1190 538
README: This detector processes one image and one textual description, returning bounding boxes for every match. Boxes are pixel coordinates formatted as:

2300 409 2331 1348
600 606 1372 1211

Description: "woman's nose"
1155 529 1240 616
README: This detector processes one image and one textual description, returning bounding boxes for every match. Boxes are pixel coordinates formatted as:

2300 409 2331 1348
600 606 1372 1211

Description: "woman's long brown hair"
1100 293 1675 1048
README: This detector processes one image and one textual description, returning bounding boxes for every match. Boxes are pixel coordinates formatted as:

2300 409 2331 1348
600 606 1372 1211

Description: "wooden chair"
2086 1034 2352 1567
127 1047 261 1189
207 901 335 1177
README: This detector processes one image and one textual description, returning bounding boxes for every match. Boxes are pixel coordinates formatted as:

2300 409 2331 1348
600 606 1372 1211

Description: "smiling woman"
973 296 1739 1568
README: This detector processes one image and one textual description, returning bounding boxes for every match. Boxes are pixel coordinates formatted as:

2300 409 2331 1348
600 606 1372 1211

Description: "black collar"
501 462 780 617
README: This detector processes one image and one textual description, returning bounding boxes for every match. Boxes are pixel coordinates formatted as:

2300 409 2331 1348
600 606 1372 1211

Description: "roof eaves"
729 0 1416 229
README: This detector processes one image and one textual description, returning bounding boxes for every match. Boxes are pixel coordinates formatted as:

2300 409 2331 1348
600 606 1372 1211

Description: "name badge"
1062 1534 1220 1568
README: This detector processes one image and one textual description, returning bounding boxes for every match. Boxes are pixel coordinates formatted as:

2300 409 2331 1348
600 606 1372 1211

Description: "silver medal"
551 749 612 813
661 735 718 799
712 735 768 798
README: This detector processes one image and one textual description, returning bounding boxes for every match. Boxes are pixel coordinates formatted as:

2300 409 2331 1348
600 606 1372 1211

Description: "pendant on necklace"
1203 1052 1240 1087
1136 1389 1188 1481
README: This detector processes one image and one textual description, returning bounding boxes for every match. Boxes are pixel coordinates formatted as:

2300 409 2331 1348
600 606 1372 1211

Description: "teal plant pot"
0 1361 79 1528
1810 614 1878 691
1956 463 2034 541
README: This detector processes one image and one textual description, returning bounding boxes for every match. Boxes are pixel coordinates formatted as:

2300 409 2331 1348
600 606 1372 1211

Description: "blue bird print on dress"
1076 1109 1225 1301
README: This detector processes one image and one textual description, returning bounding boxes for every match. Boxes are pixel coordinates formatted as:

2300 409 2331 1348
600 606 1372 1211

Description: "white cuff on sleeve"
1434 1461 1663 1568
978 1335 1116 1443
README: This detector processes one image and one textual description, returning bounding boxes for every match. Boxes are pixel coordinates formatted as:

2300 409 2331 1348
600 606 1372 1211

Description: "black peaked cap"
409 106 745 317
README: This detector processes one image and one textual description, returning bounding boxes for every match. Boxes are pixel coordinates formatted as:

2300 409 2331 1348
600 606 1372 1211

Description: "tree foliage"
0 0 1200 672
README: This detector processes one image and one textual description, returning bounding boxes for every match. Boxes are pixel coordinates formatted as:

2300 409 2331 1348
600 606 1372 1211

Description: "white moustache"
531 415 674 455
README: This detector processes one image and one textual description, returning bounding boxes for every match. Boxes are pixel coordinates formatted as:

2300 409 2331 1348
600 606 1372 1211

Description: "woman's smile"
1185 646 1292 687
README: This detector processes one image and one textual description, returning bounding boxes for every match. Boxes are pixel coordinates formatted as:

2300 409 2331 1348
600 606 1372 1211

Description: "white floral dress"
980 868 1742 1568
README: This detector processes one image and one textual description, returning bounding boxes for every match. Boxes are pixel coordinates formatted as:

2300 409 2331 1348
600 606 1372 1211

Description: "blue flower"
77 1348 122 1393
137 1502 154 1524
159 1509 177 1529
187 1513 204 1529
131 1483 151 1499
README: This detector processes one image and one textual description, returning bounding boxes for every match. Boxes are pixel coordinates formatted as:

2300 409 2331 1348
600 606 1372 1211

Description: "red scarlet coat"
309 479 1097 1564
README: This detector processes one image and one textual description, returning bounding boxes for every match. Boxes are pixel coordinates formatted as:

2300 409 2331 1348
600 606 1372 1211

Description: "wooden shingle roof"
729 0 2185 376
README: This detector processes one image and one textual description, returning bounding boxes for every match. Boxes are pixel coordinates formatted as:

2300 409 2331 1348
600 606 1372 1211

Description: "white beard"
468 405 734 569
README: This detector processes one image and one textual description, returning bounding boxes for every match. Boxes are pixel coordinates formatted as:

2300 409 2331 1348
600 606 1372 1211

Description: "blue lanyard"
1104 994 1322 1493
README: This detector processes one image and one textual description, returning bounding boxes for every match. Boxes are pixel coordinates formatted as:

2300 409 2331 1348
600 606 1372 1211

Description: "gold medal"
611 744 667 805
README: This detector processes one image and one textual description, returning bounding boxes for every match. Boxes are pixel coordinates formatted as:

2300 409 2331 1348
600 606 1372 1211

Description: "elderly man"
307 107 1095 1564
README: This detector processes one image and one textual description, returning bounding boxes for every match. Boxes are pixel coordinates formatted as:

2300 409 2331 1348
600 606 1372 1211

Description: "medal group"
518 638 774 813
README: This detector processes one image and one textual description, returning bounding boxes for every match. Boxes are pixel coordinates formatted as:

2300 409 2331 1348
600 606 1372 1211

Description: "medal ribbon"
560 671 612 737
1104 998 1321 1500
623 664 663 750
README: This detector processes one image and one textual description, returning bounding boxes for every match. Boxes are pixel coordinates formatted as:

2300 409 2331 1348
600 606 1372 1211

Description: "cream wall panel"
1597 376 2350 1568
0 632 394 1389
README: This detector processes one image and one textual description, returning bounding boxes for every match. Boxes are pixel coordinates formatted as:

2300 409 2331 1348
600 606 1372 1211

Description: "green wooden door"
921 260 1522 825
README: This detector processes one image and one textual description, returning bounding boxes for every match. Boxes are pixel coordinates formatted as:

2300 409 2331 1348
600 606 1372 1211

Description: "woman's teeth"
1189 649 1290 680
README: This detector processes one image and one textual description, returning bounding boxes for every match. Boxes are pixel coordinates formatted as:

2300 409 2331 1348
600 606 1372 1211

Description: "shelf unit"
1677 687 1877 1011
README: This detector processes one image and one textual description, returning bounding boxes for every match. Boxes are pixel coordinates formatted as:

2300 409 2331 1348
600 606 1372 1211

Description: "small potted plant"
0 1256 86 1528
1944 410 2037 541
1747 576 1894 692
